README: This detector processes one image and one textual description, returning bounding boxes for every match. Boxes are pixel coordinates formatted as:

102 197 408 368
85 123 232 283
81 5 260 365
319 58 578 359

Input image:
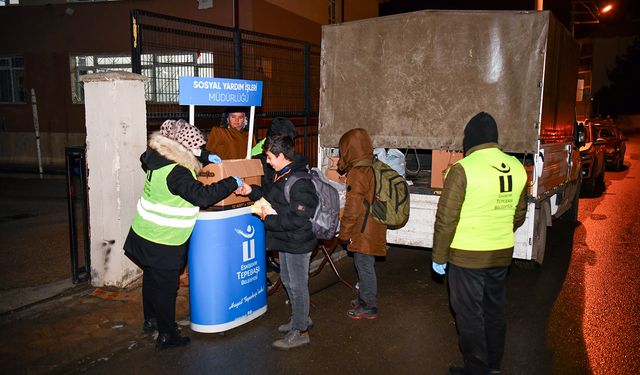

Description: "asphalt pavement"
0 136 639 374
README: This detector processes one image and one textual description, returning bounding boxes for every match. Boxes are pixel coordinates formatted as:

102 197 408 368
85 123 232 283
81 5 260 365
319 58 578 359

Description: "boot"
156 330 190 351
143 318 158 334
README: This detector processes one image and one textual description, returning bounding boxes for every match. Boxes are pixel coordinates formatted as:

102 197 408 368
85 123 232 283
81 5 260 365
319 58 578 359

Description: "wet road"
547 136 640 374
59 137 639 375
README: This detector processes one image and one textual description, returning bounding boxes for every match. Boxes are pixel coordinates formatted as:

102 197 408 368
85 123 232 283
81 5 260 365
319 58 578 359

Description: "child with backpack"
236 134 319 349
337 128 388 320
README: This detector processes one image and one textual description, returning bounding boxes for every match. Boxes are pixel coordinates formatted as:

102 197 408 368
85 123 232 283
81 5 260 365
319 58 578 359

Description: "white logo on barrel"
235 225 256 262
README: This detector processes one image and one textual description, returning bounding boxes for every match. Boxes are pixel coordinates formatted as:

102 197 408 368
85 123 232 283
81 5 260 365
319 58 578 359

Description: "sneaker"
143 318 158 334
155 331 190 351
347 305 377 320
350 297 364 308
272 329 310 350
277 317 314 333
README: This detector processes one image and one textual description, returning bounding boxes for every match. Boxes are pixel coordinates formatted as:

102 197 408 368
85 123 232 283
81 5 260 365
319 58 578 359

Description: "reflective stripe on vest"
131 163 198 246
449 148 527 251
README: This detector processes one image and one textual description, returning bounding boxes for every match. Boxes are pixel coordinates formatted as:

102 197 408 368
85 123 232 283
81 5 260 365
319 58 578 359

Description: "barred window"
0 56 25 103
70 52 215 104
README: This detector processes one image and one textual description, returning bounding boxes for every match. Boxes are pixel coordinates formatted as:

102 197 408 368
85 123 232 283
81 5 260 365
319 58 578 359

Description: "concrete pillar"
80 72 147 288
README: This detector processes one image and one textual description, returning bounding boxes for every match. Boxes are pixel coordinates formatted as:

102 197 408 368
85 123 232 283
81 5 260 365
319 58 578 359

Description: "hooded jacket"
337 128 387 256
124 132 239 270
248 156 319 254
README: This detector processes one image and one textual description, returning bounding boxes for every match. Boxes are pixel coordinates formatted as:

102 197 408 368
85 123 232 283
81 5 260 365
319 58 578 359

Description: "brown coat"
205 127 255 160
337 128 387 256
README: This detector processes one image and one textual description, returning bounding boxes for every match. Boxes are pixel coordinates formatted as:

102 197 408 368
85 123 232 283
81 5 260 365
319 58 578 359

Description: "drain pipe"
31 88 43 179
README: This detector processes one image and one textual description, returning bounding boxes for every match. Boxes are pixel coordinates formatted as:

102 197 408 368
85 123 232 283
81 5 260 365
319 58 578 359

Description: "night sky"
379 0 639 38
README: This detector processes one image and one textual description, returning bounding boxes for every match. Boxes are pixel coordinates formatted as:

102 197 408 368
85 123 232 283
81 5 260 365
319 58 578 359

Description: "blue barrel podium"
188 207 267 333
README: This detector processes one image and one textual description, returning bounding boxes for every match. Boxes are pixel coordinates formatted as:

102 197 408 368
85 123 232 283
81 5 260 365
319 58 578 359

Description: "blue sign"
188 208 267 332
179 76 263 106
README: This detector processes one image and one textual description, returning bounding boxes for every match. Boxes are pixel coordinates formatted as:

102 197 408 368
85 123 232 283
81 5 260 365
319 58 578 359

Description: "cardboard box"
325 156 347 185
430 150 463 189
197 159 263 210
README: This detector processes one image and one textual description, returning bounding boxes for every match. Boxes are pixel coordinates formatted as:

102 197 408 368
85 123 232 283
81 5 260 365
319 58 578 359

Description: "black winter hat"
463 112 499 153
268 117 297 139
225 106 248 114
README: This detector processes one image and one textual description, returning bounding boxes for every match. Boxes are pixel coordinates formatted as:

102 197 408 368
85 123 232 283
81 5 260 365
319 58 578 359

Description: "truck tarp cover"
319 10 578 153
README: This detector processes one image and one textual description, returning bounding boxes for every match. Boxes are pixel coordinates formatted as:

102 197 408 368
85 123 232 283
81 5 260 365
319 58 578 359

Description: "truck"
317 10 582 264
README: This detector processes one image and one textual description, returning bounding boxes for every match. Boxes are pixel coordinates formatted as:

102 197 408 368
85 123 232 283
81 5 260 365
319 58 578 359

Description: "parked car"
594 121 628 171
579 119 606 193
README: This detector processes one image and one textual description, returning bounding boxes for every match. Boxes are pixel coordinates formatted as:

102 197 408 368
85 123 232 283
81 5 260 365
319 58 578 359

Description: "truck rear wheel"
561 178 581 224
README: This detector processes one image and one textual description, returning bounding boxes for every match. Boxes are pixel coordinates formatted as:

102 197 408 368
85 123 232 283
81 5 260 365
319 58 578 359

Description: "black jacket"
253 152 308 196
249 156 318 254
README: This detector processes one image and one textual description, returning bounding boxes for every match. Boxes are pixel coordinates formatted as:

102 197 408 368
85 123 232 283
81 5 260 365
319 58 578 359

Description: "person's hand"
432 261 447 276
259 206 268 221
232 176 243 189
340 239 350 250
235 183 251 196
207 153 222 164
195 150 222 166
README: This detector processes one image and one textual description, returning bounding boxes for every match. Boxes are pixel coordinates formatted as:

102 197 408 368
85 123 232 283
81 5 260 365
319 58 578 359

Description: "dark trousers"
448 264 508 375
279 251 311 332
142 266 180 335
353 252 377 307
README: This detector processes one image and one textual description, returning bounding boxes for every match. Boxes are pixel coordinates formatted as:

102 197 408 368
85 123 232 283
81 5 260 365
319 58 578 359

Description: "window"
0 0 20 6
0 56 25 103
70 52 215 103
69 54 131 103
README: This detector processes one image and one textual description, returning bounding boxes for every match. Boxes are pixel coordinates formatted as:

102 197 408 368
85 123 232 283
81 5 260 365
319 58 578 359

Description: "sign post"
179 76 263 159
179 76 267 333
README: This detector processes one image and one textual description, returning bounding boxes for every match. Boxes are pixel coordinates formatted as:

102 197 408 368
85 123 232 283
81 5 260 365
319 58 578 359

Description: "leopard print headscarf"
160 119 206 150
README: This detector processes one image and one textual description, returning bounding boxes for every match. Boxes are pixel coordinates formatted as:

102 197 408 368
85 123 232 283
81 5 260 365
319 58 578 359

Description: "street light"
571 1 615 37
600 4 613 14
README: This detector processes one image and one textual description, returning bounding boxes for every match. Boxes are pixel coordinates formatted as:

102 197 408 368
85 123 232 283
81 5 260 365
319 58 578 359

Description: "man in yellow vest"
124 119 247 351
432 112 528 375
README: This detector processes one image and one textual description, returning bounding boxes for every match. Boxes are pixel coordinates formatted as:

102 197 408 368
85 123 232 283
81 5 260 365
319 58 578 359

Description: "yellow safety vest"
449 148 527 251
131 164 199 246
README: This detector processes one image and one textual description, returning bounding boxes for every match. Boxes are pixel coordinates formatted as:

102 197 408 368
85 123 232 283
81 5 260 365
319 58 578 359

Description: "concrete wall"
81 72 148 288
0 132 84 171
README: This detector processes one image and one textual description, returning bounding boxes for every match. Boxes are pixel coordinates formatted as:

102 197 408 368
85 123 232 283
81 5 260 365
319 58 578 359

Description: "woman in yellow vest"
124 119 246 351
432 112 528 375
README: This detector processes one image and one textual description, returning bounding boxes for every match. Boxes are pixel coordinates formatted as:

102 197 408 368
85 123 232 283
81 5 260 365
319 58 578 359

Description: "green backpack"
354 157 410 229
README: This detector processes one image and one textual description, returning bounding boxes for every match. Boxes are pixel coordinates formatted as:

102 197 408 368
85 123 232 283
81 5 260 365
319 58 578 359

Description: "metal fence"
130 9 320 163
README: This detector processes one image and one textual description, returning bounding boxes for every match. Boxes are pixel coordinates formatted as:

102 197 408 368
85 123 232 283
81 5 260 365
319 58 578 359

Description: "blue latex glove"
432 261 447 276
232 176 243 188
207 153 222 164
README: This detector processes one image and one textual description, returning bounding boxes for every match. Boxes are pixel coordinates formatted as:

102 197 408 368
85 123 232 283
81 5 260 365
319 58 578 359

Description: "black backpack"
284 168 340 240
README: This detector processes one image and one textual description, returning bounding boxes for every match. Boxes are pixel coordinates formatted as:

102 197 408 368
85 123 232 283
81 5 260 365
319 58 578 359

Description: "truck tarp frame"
319 10 578 153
